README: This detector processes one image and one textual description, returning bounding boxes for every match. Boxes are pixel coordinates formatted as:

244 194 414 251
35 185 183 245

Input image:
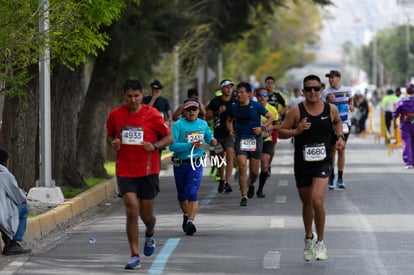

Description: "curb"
1 153 172 252
24 178 117 245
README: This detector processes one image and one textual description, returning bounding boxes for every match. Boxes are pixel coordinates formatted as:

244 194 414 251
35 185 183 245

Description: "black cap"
325 70 341 78
150 80 163 89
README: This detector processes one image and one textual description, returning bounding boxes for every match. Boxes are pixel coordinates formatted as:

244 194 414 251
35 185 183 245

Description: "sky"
317 0 413 60
286 0 414 86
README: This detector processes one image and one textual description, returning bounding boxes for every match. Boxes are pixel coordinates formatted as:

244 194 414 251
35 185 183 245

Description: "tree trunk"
76 54 123 179
0 65 39 192
50 64 85 188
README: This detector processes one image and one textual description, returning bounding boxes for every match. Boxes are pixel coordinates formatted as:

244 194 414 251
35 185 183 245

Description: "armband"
337 134 345 140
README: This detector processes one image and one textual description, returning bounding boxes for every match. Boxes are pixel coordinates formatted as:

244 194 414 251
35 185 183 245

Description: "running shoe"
256 191 265 198
328 174 335 190
337 179 345 189
182 215 188 232
247 184 255 199
218 181 225 193
185 221 197 236
143 235 155 256
124 256 141 269
209 166 217 178
240 197 248 206
224 183 232 193
303 232 317 261
315 241 328 261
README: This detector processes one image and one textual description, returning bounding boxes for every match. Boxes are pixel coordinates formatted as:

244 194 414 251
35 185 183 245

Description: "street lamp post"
27 0 64 204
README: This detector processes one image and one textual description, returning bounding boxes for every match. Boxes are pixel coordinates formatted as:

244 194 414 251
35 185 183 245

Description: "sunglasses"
257 94 268 97
303 86 322 92
186 107 198 112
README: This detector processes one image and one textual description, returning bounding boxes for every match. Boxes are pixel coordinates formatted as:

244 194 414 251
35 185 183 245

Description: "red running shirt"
106 104 170 177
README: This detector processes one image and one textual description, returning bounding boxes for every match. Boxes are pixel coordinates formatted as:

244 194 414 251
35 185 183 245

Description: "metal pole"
173 46 179 111
39 0 53 188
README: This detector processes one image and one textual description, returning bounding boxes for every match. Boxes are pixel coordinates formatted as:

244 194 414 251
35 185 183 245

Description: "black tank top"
294 102 332 165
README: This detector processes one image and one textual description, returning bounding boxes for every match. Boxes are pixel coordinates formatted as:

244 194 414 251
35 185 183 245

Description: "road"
1 131 413 275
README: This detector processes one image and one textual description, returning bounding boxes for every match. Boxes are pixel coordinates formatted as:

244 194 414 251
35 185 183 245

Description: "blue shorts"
173 163 203 202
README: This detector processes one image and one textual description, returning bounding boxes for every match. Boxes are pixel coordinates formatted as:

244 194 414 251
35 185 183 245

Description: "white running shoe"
303 232 317 261
315 240 328 261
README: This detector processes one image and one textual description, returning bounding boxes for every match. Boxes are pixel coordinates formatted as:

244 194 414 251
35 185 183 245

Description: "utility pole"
27 0 64 204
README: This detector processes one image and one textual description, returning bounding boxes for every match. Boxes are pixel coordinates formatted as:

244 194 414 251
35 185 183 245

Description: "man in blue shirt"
226 82 273 206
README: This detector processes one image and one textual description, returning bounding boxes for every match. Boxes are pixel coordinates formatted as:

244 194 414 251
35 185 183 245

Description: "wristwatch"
153 143 159 150
337 134 345 140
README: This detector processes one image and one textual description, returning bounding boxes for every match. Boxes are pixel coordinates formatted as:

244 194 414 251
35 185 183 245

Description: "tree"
222 0 323 83
0 0 134 189
359 26 414 87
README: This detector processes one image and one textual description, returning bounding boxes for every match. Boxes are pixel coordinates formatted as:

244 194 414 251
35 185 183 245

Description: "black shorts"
262 140 274 155
294 162 331 188
117 174 160 199
331 124 350 145
235 135 263 159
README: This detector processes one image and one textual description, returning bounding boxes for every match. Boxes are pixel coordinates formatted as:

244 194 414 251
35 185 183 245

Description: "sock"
338 171 343 180
258 171 268 192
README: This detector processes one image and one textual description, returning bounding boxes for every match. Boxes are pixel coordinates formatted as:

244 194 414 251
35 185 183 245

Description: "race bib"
303 143 326 162
240 138 256 151
342 123 349 134
186 131 203 143
121 126 144 145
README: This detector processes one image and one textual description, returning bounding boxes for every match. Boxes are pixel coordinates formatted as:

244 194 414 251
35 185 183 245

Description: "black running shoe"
218 181 225 193
185 222 197 235
224 183 232 193
256 191 265 198
182 215 188 232
240 197 248 206
247 185 255 199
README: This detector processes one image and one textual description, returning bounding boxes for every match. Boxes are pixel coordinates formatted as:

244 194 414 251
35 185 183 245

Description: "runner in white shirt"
323 70 354 190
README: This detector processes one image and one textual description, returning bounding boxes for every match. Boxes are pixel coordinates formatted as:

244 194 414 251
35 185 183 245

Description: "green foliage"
222 0 322 82
61 162 115 198
0 0 138 93
104 162 115 178
358 25 414 86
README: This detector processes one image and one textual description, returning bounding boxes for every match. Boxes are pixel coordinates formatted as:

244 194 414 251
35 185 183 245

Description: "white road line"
263 251 281 270
278 179 289 186
270 218 285 228
275 195 287 204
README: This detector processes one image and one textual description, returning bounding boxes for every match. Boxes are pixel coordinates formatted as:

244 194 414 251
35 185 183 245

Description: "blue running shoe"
144 235 155 256
124 256 141 269
328 174 335 190
337 179 345 189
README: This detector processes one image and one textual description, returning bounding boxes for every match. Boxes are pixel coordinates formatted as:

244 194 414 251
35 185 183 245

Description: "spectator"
0 148 31 256
392 84 414 169
143 80 173 127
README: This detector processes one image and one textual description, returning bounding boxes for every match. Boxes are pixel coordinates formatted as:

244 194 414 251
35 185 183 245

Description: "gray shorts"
235 135 263 159
216 136 235 149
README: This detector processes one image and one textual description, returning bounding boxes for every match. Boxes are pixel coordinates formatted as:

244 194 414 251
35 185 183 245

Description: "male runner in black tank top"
278 74 345 262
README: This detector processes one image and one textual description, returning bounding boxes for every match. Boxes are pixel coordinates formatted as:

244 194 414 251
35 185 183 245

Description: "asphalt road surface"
1 134 414 275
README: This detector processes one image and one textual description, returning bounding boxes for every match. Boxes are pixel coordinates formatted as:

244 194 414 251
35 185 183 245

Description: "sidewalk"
1 154 175 253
